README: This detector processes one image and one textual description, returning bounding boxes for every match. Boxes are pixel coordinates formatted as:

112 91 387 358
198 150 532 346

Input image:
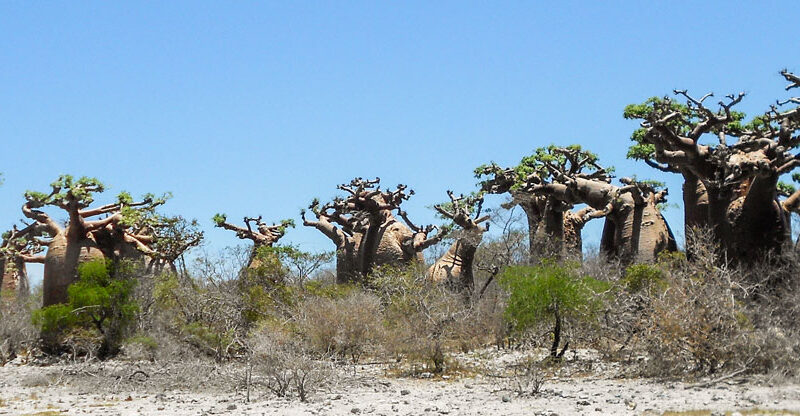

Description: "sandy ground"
2 350 800 416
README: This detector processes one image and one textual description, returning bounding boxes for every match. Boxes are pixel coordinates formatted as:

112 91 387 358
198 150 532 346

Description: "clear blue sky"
3 2 800 284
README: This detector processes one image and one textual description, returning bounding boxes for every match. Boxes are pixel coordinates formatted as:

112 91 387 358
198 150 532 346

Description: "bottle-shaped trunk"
1 257 30 302
359 213 421 276
43 232 106 306
600 194 676 263
427 229 483 293
682 172 710 233
518 199 545 261
334 233 362 284
562 211 586 261
725 175 789 263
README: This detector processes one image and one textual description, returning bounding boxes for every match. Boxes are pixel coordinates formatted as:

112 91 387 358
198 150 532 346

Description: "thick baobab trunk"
517 197 546 260
1 258 30 300
633 195 677 262
600 194 676 263
562 207 600 260
427 229 483 292
329 231 362 284
427 192 490 294
540 201 565 257
682 172 710 231
335 241 362 284
301 204 366 284
359 213 422 274
42 233 106 306
562 211 582 258
536 203 594 260
726 175 790 262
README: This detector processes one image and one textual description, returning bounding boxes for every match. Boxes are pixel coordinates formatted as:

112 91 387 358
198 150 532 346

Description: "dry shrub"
601 228 800 377
248 327 335 402
0 300 37 363
370 265 479 375
147 272 248 361
297 291 383 362
509 356 546 396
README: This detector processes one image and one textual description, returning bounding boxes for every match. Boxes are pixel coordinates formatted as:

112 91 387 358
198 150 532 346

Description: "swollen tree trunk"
538 201 565 259
43 232 106 306
562 207 602 261
517 197 546 260
1 258 30 301
681 172 710 233
308 179 450 283
599 193 676 263
726 175 790 262
681 172 710 259
359 212 423 275
427 229 483 293
335 238 362 284
427 192 490 294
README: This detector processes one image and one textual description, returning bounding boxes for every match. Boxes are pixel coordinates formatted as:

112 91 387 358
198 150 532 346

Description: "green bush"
499 261 609 358
622 263 666 293
32 260 138 358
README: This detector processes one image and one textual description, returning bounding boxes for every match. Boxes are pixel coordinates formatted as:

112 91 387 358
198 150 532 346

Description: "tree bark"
427 229 483 293
726 175 790 262
42 232 106 306
1 258 30 301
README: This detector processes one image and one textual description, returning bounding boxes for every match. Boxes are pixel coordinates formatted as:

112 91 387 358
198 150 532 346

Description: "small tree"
499 262 608 359
33 259 138 358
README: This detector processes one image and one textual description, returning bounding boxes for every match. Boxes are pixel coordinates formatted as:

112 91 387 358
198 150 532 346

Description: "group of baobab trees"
3 69 800 308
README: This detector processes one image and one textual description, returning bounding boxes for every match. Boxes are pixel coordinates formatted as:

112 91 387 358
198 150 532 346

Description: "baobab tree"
475 146 609 260
624 70 800 261
213 214 293 280
426 191 490 293
514 148 676 263
303 177 447 283
22 175 192 306
0 223 50 300
301 198 364 284
144 216 204 275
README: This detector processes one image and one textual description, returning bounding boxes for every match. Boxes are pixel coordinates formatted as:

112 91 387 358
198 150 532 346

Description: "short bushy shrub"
33 260 138 358
499 261 609 358
298 291 383 362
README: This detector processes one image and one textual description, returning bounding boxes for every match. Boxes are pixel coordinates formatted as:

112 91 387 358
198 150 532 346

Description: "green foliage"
239 245 333 324
24 175 105 208
32 304 77 335
476 145 612 197
624 97 689 163
247 244 333 286
32 260 138 358
499 262 608 335
149 216 204 261
117 192 171 227
247 245 290 283
276 218 296 233
302 280 356 299
623 94 751 168
622 263 666 293
212 213 227 226
125 334 159 351
182 321 235 359
778 181 796 196
68 261 138 329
